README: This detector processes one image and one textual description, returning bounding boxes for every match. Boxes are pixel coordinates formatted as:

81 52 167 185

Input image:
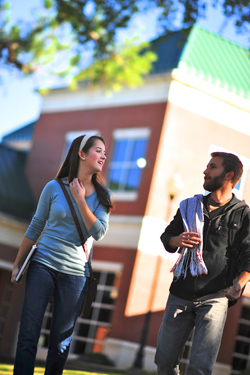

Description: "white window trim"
92 259 123 273
113 127 151 139
65 130 100 143
111 191 138 201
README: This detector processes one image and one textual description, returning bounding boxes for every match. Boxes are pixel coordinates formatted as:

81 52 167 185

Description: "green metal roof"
178 25 250 100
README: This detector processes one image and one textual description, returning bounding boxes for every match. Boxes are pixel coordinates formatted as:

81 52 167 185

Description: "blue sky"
0 0 249 141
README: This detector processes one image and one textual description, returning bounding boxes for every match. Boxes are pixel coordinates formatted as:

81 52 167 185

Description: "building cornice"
172 67 250 112
0 212 28 248
94 215 143 249
41 73 171 114
169 77 250 136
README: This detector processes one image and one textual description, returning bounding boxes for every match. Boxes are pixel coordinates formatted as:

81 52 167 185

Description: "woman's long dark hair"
55 135 113 212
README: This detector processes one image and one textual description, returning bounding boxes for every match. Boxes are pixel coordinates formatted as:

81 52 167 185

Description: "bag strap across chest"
57 179 94 277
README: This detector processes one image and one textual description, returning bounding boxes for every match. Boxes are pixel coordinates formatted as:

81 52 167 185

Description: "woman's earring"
82 157 85 160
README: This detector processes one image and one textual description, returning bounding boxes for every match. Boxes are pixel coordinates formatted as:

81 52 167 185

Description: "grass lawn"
0 364 125 375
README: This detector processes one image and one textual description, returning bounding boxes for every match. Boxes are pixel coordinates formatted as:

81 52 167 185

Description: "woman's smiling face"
84 139 107 173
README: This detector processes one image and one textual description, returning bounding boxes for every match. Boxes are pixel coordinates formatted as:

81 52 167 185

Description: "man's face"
203 157 227 192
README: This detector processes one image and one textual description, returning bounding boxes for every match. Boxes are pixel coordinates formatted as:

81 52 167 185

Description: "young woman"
11 134 113 375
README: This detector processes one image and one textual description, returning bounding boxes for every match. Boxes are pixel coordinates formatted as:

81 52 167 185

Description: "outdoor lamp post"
132 254 161 369
132 173 183 369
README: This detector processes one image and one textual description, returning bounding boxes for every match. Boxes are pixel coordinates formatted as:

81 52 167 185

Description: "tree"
0 0 249 92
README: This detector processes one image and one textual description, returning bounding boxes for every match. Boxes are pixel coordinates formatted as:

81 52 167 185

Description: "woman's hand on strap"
69 178 86 203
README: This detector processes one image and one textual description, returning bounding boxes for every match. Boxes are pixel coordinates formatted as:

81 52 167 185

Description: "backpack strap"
229 205 250 248
228 204 250 307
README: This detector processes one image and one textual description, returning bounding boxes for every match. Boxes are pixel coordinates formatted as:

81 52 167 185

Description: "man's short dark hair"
211 151 243 188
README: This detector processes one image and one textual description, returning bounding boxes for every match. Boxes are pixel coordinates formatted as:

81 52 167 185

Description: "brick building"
0 25 250 374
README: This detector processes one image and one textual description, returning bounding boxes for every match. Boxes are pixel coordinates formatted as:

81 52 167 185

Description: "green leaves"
0 0 249 92
71 38 157 93
44 0 53 9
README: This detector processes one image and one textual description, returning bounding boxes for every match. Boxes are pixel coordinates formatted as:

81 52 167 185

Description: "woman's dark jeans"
14 261 88 375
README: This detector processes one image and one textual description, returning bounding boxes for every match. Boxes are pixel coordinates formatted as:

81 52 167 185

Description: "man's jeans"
155 293 228 375
14 261 88 375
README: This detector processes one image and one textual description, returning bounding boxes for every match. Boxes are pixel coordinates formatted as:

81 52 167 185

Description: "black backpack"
227 204 250 307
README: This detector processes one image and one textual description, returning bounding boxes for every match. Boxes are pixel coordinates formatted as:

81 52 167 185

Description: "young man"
155 152 250 375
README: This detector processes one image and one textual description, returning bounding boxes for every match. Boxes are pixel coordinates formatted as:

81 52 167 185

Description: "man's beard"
203 171 227 192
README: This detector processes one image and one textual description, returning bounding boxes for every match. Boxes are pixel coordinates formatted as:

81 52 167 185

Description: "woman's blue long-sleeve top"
25 179 110 276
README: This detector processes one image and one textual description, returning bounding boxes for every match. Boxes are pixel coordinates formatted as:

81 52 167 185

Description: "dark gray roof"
150 29 189 74
0 143 35 220
2 121 36 151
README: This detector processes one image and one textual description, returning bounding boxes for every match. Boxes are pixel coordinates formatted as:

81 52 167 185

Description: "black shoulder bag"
57 179 98 317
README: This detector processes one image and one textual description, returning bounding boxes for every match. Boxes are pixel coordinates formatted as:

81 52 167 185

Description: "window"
108 128 150 201
37 261 123 357
179 331 194 375
0 274 13 346
231 298 250 375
